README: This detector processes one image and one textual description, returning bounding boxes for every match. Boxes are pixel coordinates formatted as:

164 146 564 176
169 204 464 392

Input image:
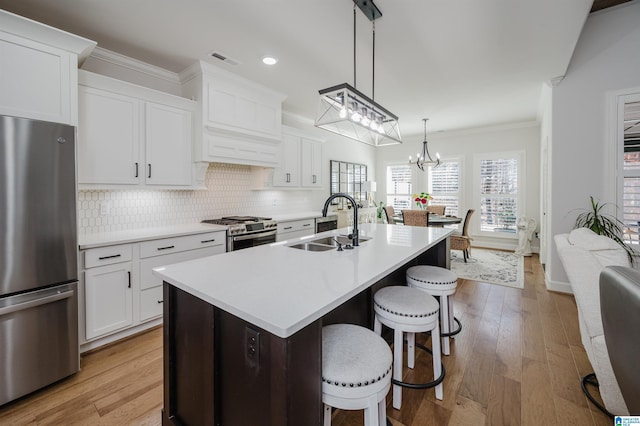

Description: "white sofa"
554 228 629 415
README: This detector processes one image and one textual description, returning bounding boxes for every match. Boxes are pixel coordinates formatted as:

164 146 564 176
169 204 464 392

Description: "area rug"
450 248 524 289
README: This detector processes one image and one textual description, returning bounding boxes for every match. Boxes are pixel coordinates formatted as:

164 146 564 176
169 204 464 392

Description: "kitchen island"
154 223 454 425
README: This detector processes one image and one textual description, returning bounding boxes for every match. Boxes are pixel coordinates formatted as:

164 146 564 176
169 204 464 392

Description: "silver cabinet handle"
303 223 311 227
201 239 216 243
283 226 293 230
312 174 317 184
286 172 291 183
0 290 73 317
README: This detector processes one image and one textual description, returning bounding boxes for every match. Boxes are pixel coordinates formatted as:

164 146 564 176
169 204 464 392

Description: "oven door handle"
232 230 277 242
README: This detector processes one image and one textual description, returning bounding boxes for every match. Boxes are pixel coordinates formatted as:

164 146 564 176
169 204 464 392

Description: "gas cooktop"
202 216 277 235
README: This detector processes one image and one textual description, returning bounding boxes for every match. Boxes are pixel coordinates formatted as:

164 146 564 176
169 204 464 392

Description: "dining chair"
383 206 396 224
401 210 429 227
426 205 446 216
450 209 475 262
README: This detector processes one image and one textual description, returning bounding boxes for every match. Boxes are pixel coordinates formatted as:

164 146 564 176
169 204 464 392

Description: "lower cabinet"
80 229 226 350
276 218 316 242
85 261 133 340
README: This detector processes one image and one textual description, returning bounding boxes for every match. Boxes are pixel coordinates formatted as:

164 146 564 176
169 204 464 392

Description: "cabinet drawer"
140 286 164 322
140 231 225 258
277 219 315 234
84 244 133 268
140 244 226 290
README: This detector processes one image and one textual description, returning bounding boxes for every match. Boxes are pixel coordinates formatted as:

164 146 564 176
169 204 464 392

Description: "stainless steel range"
202 216 277 251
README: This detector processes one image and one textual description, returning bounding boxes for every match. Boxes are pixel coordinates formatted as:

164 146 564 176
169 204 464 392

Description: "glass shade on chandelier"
315 83 401 147
409 118 440 171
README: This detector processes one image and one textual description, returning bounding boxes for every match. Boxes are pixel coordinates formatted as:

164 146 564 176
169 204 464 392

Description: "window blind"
386 165 412 210
479 158 518 233
428 161 460 217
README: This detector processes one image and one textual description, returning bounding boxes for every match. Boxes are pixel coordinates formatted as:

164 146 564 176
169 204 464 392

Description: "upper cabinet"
0 10 96 125
270 126 324 189
180 61 287 167
78 71 197 189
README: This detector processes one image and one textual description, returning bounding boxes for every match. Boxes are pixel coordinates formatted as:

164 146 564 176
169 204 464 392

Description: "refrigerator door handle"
0 290 74 317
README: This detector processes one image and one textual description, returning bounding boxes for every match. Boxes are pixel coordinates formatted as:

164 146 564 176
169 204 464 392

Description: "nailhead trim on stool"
374 286 444 410
406 265 460 355
322 324 392 426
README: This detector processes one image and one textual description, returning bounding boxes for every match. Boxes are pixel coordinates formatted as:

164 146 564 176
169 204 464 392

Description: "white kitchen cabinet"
180 61 286 167
77 71 196 189
276 218 315 242
145 101 193 186
138 231 225 322
79 229 226 350
272 134 300 187
270 127 324 189
84 244 134 340
301 138 323 188
77 86 140 185
0 10 95 125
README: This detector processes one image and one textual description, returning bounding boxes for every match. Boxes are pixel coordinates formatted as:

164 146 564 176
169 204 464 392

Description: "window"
621 100 640 244
386 164 412 210
428 160 460 217
475 153 523 235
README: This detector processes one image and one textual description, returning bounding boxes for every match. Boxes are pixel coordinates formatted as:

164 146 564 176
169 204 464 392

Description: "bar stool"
406 265 461 355
322 324 392 426
373 286 444 410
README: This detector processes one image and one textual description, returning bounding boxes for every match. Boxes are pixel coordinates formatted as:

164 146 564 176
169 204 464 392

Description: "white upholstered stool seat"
406 265 461 355
322 324 392 426
373 286 444 410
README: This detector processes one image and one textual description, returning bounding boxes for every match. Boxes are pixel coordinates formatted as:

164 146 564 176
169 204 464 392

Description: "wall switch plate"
246 327 260 368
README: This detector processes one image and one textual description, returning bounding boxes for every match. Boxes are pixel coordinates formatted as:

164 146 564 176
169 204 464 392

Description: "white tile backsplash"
78 163 317 235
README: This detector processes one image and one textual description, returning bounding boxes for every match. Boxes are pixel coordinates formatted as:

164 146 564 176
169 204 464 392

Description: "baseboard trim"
545 270 572 294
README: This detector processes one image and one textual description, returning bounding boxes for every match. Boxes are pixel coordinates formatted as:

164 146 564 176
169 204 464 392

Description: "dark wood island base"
162 237 448 425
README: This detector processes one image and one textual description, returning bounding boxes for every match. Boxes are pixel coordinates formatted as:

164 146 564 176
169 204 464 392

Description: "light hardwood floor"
0 255 613 425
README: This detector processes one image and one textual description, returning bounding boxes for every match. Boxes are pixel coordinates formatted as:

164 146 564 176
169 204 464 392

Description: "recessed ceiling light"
262 56 278 65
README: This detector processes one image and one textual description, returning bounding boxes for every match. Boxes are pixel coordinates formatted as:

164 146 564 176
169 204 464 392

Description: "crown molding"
423 120 539 141
89 47 180 84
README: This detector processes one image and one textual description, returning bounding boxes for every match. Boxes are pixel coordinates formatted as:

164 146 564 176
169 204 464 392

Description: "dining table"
393 212 463 227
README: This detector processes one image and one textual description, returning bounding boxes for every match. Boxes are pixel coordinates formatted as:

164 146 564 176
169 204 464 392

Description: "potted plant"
574 196 636 264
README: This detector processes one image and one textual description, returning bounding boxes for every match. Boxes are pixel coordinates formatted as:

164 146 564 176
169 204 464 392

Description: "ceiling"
0 0 626 138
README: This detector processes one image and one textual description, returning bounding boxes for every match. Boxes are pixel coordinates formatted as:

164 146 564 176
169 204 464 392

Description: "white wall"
547 1 640 291
376 122 541 251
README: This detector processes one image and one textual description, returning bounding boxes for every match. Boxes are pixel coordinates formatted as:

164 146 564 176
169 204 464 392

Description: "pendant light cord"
372 20 375 101
353 2 357 89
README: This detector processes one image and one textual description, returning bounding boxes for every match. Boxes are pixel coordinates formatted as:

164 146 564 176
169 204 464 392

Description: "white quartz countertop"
153 223 453 338
79 223 228 249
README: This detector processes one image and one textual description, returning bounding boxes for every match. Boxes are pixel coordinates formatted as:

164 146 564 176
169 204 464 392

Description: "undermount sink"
287 235 372 251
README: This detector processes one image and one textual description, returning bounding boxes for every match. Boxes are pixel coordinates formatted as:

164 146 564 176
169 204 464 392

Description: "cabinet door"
272 134 300 187
78 86 141 184
0 33 73 124
301 138 323 188
145 102 193 186
85 262 133 340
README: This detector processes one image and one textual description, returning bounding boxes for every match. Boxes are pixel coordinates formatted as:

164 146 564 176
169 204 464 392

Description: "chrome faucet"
322 193 359 247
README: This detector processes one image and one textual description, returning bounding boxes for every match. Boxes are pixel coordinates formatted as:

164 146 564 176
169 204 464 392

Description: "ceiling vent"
208 51 240 66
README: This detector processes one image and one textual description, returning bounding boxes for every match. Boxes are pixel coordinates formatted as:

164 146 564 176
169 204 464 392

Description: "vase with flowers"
413 192 433 209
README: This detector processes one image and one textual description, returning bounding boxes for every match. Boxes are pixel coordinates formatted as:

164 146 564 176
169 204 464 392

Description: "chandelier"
314 0 401 147
409 118 440 171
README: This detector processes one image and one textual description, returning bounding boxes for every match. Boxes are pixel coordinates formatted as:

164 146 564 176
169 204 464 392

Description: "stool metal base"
441 317 462 338
391 342 446 390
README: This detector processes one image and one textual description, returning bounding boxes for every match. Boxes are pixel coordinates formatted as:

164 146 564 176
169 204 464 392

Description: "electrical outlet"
100 201 111 216
246 327 260 367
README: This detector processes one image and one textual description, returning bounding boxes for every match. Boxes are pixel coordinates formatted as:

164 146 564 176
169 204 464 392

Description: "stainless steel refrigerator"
0 115 79 406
